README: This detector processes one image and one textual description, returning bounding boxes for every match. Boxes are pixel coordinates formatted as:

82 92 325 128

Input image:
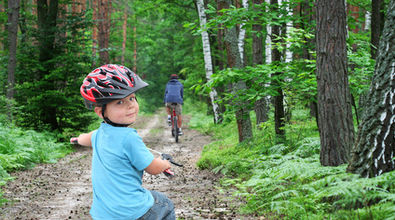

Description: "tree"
271 0 285 141
36 0 60 129
252 0 269 127
195 0 221 124
347 0 395 178
222 0 253 142
371 0 385 59
316 0 355 166
121 6 128 65
97 0 111 64
6 0 20 122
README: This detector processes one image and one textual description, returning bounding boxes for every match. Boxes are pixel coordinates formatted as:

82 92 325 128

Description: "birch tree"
222 0 253 142
347 0 395 177
238 0 248 65
195 0 221 124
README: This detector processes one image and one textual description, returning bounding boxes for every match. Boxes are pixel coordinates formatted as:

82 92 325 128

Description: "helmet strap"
101 104 130 127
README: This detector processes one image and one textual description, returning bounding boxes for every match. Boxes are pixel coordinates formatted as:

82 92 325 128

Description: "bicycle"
168 103 179 143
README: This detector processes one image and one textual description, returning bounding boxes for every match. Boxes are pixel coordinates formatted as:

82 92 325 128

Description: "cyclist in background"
164 74 183 136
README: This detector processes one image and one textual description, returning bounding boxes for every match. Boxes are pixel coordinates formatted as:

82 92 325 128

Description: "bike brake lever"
161 154 183 167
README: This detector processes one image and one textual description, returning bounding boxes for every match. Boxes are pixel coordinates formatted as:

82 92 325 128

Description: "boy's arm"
70 130 95 147
145 157 171 175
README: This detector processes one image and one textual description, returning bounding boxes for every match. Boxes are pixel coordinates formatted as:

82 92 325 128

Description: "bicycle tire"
174 116 178 143
171 116 175 137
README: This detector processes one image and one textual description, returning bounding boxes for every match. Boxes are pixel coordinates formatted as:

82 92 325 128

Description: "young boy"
71 64 175 220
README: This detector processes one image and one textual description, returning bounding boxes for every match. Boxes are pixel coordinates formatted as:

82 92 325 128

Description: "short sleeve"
123 131 154 171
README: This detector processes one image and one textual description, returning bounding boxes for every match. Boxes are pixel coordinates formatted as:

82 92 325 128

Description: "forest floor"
0 109 259 219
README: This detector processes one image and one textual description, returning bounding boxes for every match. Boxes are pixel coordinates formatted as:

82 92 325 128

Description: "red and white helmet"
80 64 148 108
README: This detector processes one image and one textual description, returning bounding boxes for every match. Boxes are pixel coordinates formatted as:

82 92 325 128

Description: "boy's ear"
94 106 104 119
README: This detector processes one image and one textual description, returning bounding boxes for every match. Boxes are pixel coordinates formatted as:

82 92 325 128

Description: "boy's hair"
80 64 148 109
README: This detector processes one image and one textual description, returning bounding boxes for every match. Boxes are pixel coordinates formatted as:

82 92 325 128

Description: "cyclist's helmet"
170 74 178 79
80 64 148 109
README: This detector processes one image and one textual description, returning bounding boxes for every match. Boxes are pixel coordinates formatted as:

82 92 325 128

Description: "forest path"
0 109 252 219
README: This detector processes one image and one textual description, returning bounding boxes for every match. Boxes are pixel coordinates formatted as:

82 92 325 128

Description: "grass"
0 124 73 205
186 102 395 219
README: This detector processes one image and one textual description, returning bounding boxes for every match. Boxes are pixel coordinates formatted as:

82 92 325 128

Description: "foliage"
195 104 395 219
198 57 316 115
130 0 201 112
0 5 94 138
0 125 72 174
347 32 376 112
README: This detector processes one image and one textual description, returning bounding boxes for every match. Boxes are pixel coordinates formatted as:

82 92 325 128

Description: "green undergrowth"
187 103 395 219
0 124 73 205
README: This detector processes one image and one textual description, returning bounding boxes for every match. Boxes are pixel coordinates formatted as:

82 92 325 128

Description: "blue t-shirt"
90 123 154 220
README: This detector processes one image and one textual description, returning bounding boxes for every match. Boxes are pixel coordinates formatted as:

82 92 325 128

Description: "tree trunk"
92 0 98 67
98 0 111 64
316 0 355 166
121 7 127 65
7 0 20 122
133 24 137 73
271 0 285 141
195 0 221 124
371 0 385 59
37 0 59 130
7 0 20 100
252 0 269 126
347 0 395 178
37 0 59 63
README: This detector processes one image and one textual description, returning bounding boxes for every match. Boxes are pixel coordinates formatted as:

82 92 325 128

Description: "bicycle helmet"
170 74 178 79
80 64 148 109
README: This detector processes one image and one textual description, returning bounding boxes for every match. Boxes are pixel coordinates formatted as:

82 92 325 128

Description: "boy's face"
98 93 139 125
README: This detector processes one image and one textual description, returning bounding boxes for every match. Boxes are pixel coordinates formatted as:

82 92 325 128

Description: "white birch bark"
284 0 293 63
365 11 371 31
238 0 248 65
265 0 272 64
196 0 220 123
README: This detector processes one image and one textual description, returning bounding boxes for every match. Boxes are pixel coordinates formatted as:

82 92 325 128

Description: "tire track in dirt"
0 110 252 219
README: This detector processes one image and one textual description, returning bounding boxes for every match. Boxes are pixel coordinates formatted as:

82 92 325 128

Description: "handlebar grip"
163 169 174 177
70 137 79 145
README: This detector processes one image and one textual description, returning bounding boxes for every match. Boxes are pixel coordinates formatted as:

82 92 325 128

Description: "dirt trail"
0 110 252 219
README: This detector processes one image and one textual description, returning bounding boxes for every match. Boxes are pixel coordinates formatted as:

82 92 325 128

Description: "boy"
71 64 175 220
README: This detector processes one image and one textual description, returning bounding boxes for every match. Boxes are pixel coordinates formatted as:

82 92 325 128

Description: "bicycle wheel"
174 116 178 143
171 116 175 137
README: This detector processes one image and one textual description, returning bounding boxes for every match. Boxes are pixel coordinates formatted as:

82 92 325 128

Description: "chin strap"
101 104 131 127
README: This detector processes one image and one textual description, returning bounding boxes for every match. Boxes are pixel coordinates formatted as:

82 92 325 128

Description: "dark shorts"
138 191 175 220
166 103 182 115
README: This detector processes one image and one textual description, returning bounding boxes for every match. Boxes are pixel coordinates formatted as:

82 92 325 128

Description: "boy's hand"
70 137 79 145
161 154 183 178
163 169 174 177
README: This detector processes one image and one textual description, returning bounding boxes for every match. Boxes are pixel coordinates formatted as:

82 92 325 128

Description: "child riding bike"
70 64 175 220
164 74 184 135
